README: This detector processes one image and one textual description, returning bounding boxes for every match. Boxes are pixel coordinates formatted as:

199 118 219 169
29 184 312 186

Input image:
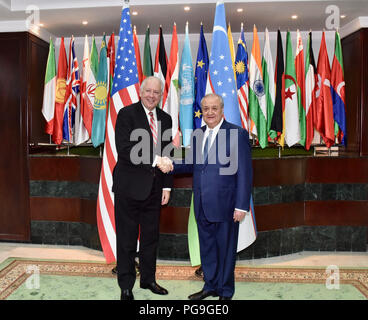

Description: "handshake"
156 156 174 173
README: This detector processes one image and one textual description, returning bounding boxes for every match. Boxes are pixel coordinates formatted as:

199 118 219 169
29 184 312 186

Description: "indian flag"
262 28 275 139
42 38 56 135
249 25 267 148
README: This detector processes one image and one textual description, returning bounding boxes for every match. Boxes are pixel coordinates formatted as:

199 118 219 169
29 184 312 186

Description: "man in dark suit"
158 93 253 300
113 76 173 300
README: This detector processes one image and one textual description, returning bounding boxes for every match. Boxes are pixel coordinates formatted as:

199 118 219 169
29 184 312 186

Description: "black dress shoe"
219 296 232 300
140 282 168 295
120 289 134 300
188 289 218 300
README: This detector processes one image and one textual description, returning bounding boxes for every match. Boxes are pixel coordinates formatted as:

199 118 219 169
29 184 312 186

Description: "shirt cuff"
163 188 171 191
152 155 159 167
235 208 248 213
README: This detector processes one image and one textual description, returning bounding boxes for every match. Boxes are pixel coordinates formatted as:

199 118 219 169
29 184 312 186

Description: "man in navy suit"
158 93 253 300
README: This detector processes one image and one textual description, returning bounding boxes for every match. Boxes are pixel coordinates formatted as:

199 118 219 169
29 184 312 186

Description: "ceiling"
1 0 368 38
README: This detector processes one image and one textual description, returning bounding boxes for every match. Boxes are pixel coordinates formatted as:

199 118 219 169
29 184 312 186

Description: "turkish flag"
315 32 335 148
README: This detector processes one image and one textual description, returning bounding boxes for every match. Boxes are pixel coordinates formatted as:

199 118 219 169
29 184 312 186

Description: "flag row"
91 1 343 263
41 5 346 150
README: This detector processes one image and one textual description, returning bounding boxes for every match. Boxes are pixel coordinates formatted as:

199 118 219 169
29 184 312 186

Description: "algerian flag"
249 25 267 148
262 28 275 139
284 31 301 146
42 38 56 135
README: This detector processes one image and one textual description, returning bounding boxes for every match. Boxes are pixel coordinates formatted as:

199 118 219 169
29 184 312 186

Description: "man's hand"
233 209 247 222
157 156 173 173
161 190 171 205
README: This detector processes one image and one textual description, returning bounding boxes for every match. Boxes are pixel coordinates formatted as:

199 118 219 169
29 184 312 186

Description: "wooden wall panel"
359 29 368 156
252 203 305 232
253 158 306 187
0 33 30 241
30 198 97 225
341 30 362 156
305 201 368 226
306 158 368 183
28 34 49 145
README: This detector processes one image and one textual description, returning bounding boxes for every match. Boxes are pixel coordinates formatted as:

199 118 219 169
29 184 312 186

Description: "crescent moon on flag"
213 25 226 35
337 81 345 98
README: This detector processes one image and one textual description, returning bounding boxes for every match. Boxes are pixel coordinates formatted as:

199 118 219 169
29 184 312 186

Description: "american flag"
96 4 140 263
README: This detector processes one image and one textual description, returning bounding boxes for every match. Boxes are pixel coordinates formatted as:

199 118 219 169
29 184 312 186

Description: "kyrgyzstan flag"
53 37 68 145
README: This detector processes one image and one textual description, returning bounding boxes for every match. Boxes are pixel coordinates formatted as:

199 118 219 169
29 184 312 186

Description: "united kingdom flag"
63 36 80 143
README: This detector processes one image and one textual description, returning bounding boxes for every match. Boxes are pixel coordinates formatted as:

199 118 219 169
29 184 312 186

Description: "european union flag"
193 24 209 129
207 1 241 127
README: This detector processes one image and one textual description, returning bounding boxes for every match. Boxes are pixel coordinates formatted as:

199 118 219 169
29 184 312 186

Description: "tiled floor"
1 242 367 268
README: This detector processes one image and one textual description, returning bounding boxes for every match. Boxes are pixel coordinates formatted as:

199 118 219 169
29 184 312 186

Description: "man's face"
202 95 224 128
140 78 162 111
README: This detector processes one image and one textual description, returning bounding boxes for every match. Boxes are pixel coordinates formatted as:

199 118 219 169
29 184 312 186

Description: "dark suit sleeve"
161 112 174 189
235 129 253 211
172 130 196 174
115 107 134 164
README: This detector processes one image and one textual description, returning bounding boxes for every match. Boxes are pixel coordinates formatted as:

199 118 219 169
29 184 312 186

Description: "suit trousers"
114 176 162 290
197 202 239 298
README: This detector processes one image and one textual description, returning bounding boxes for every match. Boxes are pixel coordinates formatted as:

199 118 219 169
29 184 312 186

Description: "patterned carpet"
1 258 367 300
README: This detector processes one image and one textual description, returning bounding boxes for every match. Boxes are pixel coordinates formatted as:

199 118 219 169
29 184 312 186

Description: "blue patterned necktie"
203 129 213 162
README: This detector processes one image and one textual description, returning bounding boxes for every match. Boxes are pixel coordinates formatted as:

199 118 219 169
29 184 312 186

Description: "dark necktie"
203 129 213 162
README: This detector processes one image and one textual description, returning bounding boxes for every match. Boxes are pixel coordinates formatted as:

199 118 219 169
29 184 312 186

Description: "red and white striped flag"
96 4 140 263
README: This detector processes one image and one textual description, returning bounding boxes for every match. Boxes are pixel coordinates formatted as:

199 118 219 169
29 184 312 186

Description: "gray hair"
140 76 164 95
200 93 224 108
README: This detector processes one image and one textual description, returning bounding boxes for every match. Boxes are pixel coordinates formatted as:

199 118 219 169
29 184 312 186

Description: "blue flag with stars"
193 24 209 129
206 1 241 127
